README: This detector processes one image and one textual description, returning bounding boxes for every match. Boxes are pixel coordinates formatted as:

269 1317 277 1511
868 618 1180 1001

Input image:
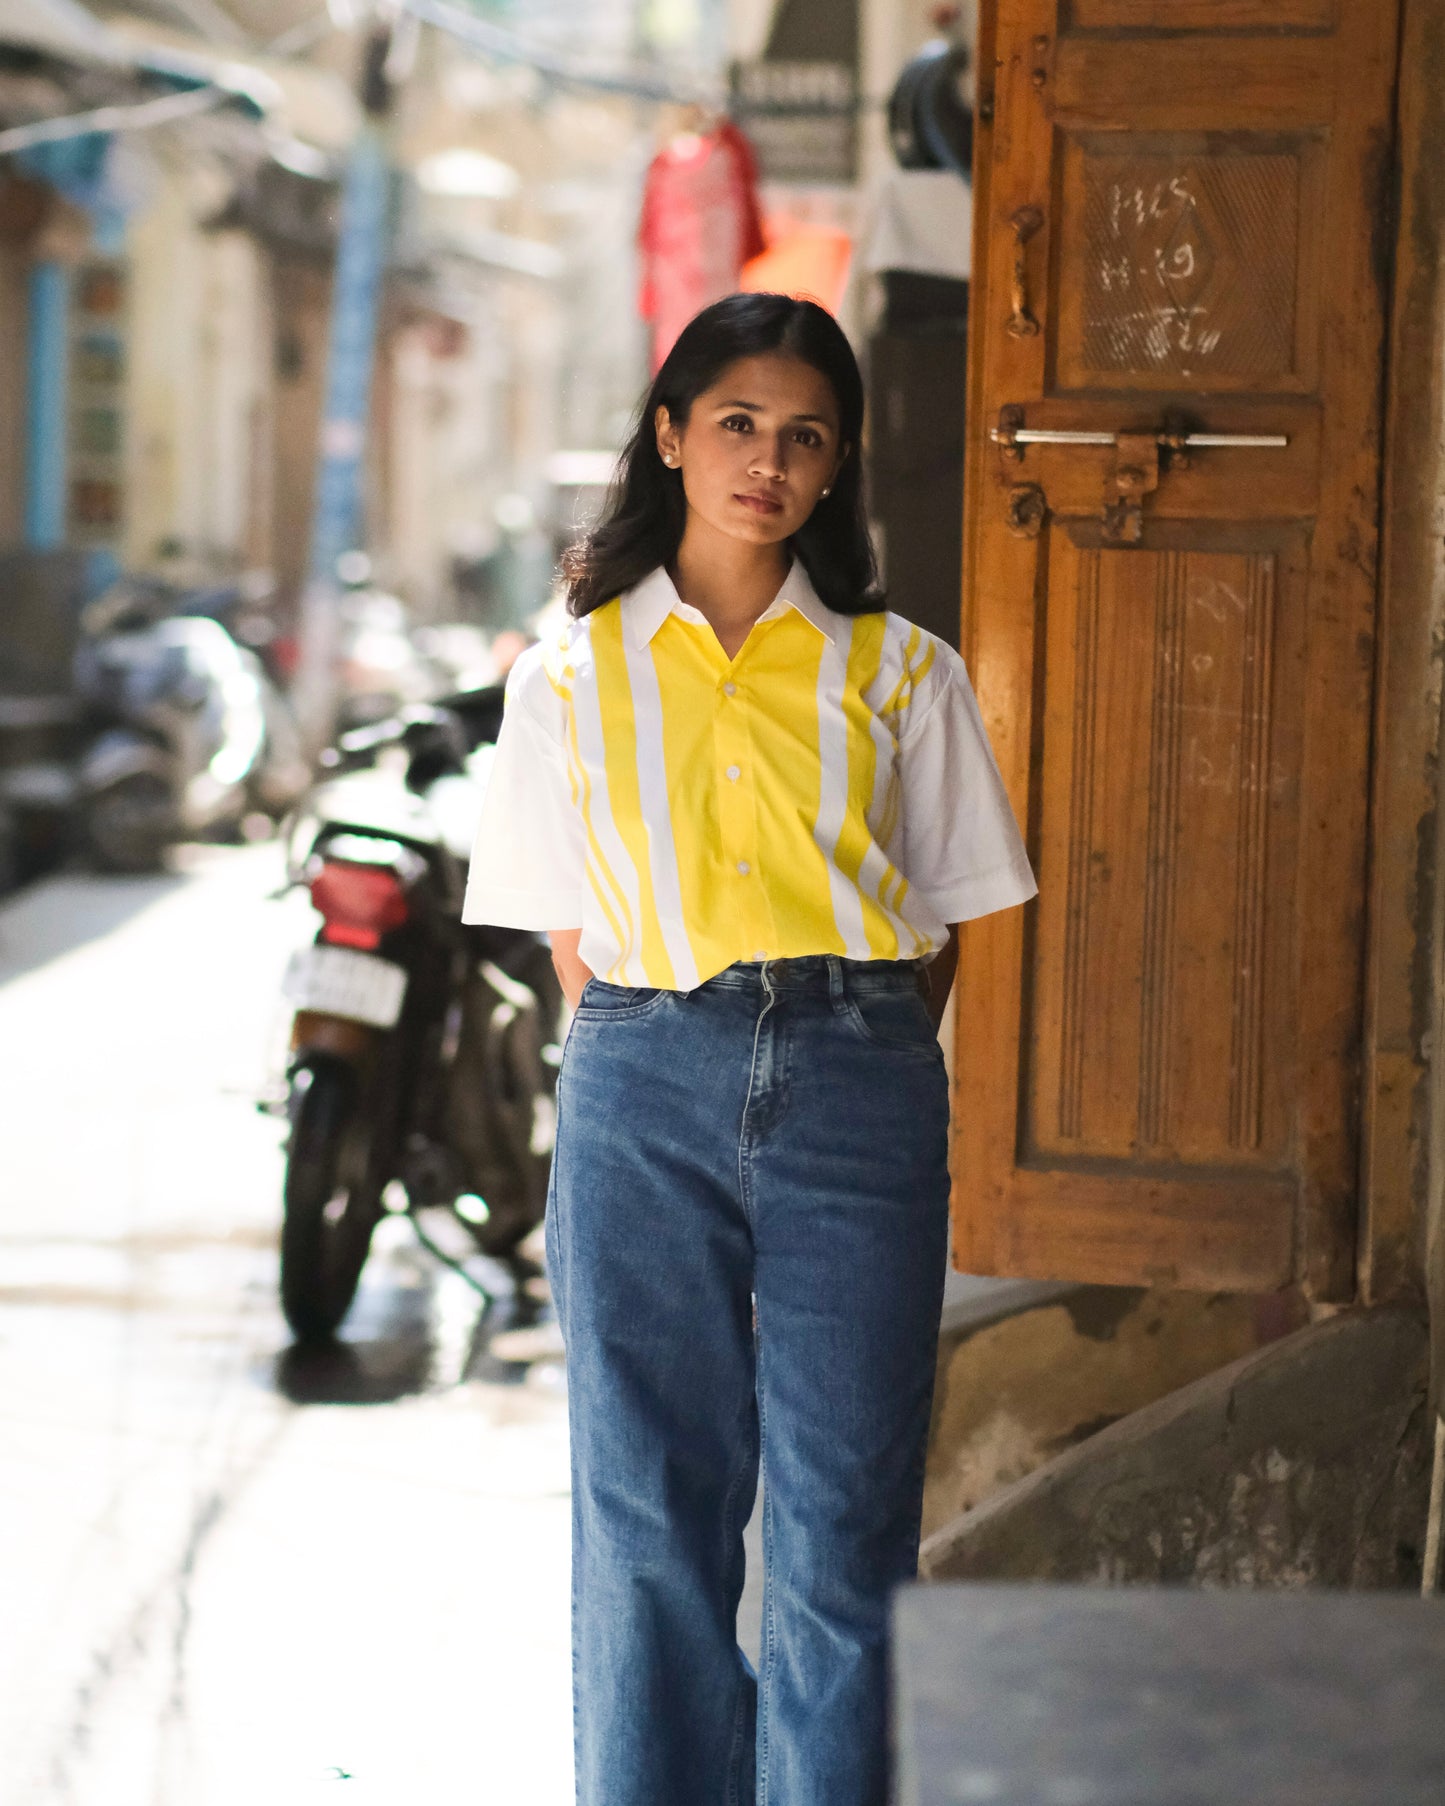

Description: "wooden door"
953 0 1400 1298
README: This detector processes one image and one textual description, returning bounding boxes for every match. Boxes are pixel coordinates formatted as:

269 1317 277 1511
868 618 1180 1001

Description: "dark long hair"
563 292 882 618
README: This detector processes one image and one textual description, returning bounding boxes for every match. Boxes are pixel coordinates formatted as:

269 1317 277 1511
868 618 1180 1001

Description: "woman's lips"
735 492 784 515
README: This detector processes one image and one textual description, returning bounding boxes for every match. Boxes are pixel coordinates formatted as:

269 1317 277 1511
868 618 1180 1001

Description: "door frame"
954 0 1445 1308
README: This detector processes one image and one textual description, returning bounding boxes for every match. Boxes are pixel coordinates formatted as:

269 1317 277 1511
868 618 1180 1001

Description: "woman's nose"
748 437 787 480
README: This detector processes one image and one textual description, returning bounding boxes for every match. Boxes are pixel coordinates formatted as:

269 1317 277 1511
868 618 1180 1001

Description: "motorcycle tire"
447 952 561 1261
85 774 172 874
280 1059 384 1343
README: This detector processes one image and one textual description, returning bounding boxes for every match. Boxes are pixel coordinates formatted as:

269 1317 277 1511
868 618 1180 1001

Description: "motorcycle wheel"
85 774 172 874
466 968 557 1259
280 1059 383 1343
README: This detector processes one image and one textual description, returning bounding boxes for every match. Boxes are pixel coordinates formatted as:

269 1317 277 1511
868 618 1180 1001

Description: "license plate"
284 944 407 1028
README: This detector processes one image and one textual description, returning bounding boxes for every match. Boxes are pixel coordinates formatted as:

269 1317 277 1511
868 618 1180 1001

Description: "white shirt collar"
621 560 840 650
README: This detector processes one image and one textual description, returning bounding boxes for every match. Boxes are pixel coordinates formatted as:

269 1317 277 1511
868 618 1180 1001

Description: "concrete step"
923 1278 1301 1543
920 1306 1431 1588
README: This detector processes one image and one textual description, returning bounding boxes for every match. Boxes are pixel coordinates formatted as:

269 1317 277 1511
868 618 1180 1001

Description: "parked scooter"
73 577 306 871
277 690 563 1344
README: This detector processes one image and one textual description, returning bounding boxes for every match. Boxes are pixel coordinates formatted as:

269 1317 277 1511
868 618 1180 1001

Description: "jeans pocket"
572 978 669 1021
842 986 943 1057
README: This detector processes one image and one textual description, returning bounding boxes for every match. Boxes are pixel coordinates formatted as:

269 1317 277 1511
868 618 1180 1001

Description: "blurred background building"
0 0 974 629
0 0 976 875
0 10 981 1796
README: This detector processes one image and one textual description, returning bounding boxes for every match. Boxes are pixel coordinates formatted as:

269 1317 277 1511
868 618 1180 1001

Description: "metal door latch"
1005 482 1048 539
990 410 1288 543
1104 433 1159 544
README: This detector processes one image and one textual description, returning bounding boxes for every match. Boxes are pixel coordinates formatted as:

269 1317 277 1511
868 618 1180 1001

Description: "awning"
1 0 271 108
0 0 274 118
0 5 354 159
103 19 359 150
0 0 129 65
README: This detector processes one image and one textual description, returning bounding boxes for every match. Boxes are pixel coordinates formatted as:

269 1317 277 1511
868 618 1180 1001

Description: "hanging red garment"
637 119 767 373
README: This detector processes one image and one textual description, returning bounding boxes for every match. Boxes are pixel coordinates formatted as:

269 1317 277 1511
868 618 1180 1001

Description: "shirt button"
722 681 737 696
736 860 751 876
754 949 767 960
725 764 741 782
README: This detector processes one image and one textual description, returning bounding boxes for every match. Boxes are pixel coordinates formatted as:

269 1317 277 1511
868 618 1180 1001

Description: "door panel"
1028 526 1303 1170
1065 1 1335 30
1052 42 1334 128
953 0 1398 1296
1055 136 1324 392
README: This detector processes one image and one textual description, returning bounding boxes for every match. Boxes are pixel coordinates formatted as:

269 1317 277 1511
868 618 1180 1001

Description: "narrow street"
0 846 574 1806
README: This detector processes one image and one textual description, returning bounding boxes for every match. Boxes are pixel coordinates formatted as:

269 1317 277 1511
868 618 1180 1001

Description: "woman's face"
655 352 847 549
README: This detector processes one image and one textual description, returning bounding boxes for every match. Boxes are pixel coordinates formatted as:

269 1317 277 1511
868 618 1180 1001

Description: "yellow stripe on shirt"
540 629 637 977
835 612 899 960
561 699 634 983
745 610 839 954
590 602 678 989
649 614 740 979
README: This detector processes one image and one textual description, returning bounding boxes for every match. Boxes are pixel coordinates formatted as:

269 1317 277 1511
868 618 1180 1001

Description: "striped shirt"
462 562 1035 989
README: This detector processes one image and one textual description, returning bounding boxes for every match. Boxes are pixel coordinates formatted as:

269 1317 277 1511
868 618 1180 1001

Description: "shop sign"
730 58 856 185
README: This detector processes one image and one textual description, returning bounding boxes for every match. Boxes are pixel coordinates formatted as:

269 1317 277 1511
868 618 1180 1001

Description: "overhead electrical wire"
398 0 722 105
0 83 227 155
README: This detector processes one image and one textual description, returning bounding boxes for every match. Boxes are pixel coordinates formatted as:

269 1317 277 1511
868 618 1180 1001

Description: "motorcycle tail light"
309 860 410 949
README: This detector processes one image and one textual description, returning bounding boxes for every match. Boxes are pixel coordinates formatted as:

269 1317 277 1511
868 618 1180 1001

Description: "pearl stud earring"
821 486 831 497
662 453 675 466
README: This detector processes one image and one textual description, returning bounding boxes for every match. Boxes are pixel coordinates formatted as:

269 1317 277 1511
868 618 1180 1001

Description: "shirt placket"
713 654 776 962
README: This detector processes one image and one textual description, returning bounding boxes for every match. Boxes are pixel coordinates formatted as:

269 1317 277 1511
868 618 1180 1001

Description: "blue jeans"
547 955 951 1806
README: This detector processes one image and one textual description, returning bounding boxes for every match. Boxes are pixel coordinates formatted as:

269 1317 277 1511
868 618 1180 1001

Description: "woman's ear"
655 405 681 468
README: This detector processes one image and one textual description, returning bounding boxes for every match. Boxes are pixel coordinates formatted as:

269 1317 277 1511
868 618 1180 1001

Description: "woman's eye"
794 430 822 449
720 415 753 433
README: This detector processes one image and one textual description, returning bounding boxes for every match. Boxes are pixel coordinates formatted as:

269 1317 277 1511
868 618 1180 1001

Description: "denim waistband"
702 954 926 997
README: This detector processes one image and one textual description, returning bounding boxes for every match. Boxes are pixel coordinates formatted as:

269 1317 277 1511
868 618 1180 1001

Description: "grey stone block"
893 1584 1445 1806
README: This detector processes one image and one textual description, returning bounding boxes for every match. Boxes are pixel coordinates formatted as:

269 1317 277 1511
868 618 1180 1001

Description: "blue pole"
293 118 391 748
307 121 390 584
24 261 70 548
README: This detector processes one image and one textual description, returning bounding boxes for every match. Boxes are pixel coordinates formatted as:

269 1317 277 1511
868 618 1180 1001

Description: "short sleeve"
895 641 1037 923
462 648 586 929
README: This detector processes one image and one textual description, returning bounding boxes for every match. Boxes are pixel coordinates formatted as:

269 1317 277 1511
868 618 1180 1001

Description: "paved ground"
0 847 575 1806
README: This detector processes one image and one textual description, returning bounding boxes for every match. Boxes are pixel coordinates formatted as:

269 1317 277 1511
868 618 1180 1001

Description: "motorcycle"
277 691 563 1344
73 576 306 871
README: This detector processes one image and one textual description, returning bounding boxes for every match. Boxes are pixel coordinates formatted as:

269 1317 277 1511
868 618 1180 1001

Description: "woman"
463 292 1035 1806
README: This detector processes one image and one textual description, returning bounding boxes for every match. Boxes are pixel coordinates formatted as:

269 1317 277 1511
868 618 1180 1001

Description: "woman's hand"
548 928 595 1010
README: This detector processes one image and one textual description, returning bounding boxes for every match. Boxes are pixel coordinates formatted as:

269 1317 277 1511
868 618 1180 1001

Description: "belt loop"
826 954 846 1007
